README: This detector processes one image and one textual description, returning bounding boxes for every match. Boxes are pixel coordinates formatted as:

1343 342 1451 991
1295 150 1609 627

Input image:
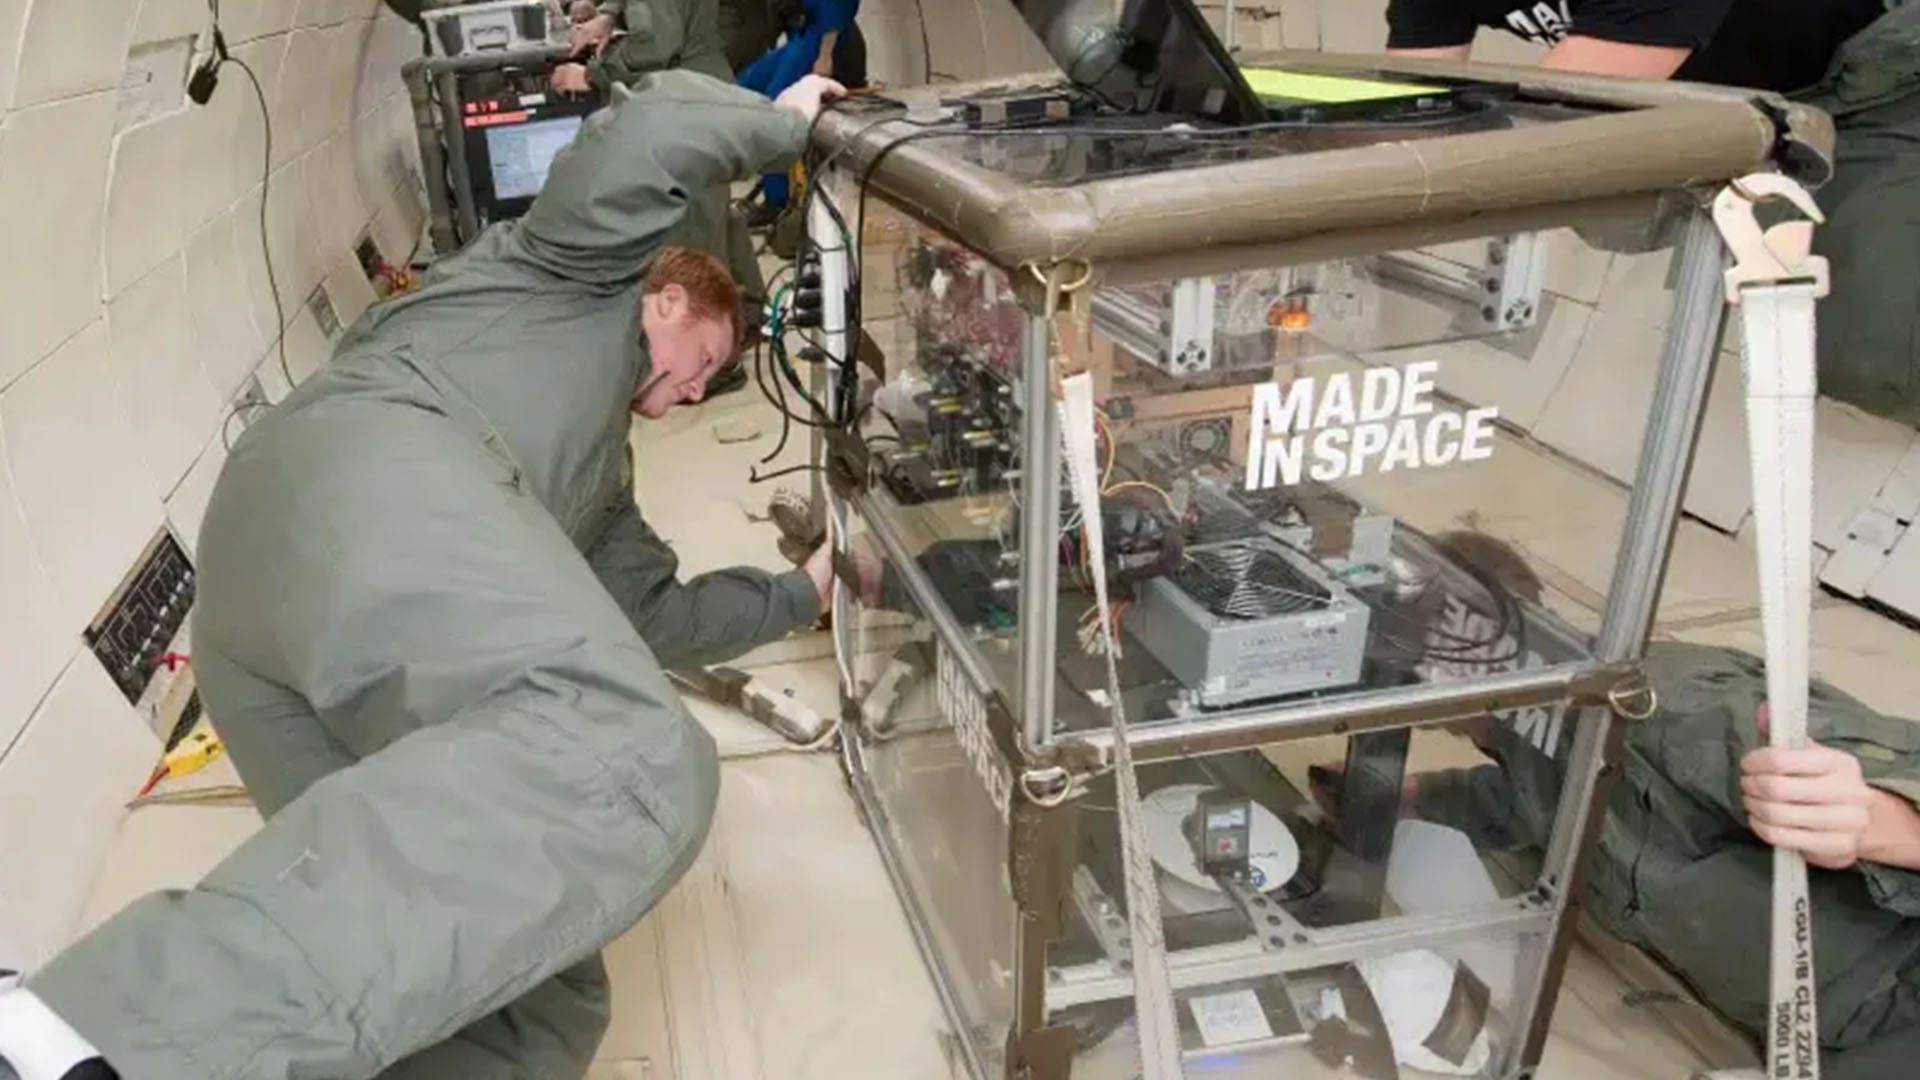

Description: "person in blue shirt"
736 0 864 227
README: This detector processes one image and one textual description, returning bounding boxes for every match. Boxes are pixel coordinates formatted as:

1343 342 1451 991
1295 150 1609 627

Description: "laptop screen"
485 114 585 202
1008 0 1265 125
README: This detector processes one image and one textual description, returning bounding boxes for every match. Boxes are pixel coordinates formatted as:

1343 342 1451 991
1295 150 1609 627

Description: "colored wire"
1093 409 1115 489
1102 480 1175 511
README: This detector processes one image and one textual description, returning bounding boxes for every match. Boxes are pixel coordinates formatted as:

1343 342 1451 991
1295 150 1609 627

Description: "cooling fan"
1172 542 1334 620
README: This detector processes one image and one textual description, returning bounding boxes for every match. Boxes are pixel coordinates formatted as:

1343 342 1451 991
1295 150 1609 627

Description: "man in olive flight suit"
0 72 849 1080
1408 641 1920 1079
719 0 782 73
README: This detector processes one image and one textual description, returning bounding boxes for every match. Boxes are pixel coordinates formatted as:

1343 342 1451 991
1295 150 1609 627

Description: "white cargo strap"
1715 173 1830 1080
1059 372 1187 1080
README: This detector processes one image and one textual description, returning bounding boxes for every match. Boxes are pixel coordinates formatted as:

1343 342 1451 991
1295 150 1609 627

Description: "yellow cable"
1093 410 1115 489
1102 480 1176 510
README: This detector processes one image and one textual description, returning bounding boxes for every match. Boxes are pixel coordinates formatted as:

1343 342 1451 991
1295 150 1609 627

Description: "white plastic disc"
1141 783 1299 896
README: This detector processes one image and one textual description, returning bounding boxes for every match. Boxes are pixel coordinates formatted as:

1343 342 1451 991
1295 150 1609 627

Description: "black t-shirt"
1385 0 1884 92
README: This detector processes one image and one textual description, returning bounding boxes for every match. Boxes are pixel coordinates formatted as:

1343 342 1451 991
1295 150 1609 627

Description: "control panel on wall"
85 528 195 705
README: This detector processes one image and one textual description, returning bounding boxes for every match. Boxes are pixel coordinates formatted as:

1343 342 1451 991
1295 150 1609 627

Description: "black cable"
761 258 800 301
748 282 850 476
802 168 869 428
773 334 831 417
762 288 834 427
229 55 292 391
196 1 291 391
909 0 935 85
749 461 826 483
751 340 790 465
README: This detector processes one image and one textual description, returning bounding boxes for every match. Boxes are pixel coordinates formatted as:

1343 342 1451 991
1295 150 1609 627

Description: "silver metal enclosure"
402 44 573 254
808 58 1823 1080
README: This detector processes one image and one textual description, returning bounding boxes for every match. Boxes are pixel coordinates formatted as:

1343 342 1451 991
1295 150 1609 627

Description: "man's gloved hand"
570 12 616 56
1742 701 1876 869
550 62 592 95
774 74 847 123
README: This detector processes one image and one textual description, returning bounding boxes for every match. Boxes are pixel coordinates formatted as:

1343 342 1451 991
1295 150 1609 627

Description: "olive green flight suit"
1414 642 1920 1079
589 0 734 86
1794 4 1920 424
589 0 765 302
718 0 782 73
22 73 817 1080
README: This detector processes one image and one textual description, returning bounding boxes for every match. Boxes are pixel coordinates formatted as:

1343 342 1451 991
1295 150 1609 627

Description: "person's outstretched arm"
515 72 841 285
588 0 691 90
1387 0 1710 78
583 499 827 669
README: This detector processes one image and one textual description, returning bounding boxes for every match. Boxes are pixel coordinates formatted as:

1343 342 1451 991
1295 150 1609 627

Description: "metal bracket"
1218 873 1316 952
1169 276 1217 373
1070 866 1135 973
1567 662 1647 709
1008 797 1079 937
1025 259 1095 329
823 428 872 499
1375 232 1548 336
1019 766 1079 807
1005 1024 1077 1080
1605 671 1659 722
1483 233 1546 332
1713 174 1830 304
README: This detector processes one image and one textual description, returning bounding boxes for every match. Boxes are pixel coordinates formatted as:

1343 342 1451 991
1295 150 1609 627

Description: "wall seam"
0 622 82 768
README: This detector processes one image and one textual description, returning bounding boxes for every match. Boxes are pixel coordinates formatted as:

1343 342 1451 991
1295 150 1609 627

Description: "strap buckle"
1712 173 1831 305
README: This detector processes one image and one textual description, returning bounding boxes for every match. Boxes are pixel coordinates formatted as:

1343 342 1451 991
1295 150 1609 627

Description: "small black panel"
85 530 196 704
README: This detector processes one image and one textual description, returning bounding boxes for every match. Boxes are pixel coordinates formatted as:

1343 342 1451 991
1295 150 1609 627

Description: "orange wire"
1092 409 1115 489
1102 480 1175 510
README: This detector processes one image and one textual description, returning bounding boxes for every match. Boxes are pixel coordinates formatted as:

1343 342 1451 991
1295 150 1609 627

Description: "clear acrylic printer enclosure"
812 58 1814 1080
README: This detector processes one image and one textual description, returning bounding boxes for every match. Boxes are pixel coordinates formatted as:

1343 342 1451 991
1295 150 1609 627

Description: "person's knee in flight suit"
0 72 863 1080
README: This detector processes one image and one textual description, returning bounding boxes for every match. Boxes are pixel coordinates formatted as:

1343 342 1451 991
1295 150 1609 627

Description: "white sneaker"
0 974 118 1080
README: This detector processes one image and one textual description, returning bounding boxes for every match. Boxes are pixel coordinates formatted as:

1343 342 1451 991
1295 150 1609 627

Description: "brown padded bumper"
813 53 1834 277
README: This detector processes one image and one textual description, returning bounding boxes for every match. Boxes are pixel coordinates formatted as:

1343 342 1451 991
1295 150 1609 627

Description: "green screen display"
1242 68 1449 104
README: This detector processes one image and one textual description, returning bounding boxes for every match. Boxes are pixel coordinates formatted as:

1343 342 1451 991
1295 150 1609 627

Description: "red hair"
644 246 743 350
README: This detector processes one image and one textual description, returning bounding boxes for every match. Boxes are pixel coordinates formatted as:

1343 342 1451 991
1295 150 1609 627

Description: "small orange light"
1267 296 1312 330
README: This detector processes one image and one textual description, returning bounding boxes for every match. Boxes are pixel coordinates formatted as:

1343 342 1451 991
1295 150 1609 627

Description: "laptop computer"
1008 0 1503 127
1007 0 1266 123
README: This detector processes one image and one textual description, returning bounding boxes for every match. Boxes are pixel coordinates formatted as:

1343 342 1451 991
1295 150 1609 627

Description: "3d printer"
799 2 1833 1078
